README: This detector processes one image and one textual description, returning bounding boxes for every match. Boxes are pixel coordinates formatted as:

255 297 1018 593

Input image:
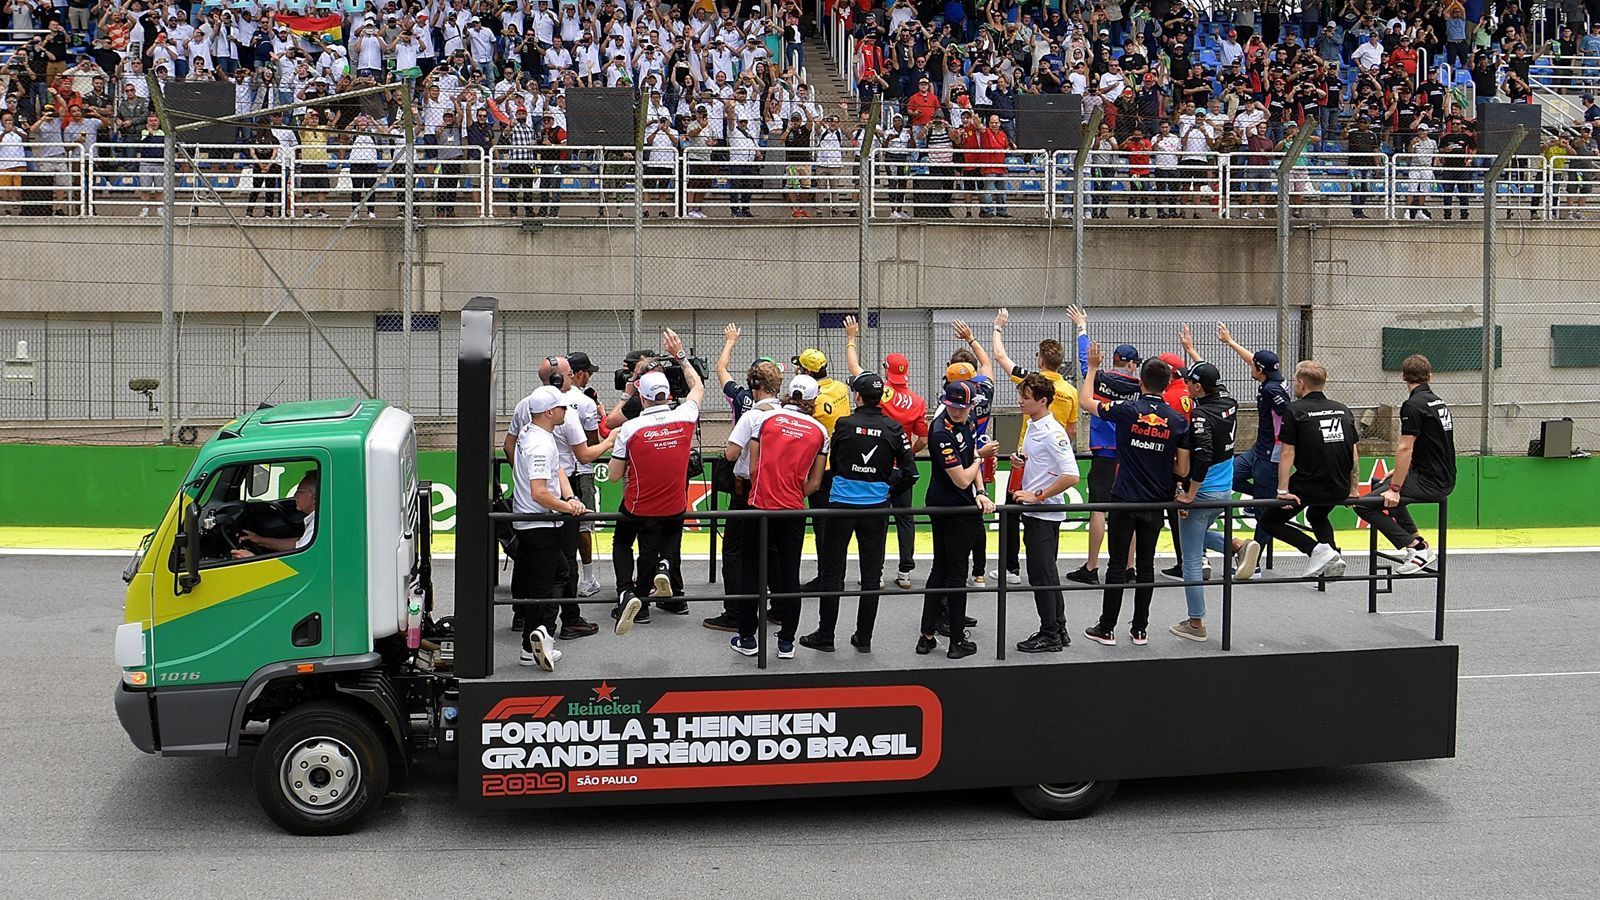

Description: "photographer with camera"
607 330 704 634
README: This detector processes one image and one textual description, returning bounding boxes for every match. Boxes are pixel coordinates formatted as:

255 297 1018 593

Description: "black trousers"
720 488 749 615
612 506 684 603
511 525 563 641
890 488 916 574
815 501 889 641
555 516 582 624
1023 515 1065 631
1261 501 1338 555
1353 476 1446 548
921 511 982 638
1097 508 1163 633
736 513 805 642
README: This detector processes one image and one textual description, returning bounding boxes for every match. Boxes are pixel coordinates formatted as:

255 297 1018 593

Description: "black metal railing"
474 496 1448 673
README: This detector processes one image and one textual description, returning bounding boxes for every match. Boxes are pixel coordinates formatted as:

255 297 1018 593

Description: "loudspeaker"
564 88 639 146
1014 94 1083 151
1475 102 1542 155
162 82 236 145
1539 418 1573 458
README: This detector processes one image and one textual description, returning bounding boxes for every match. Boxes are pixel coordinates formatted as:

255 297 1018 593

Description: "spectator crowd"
1 0 1598 218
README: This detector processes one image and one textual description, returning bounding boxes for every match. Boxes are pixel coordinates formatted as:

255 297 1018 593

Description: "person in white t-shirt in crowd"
510 385 588 672
607 330 704 635
1151 119 1183 218
1178 108 1216 219
1011 374 1081 653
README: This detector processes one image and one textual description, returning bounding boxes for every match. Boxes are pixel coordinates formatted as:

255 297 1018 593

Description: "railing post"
1434 498 1448 641
1221 503 1233 651
1368 512 1380 613
995 504 1007 660
757 513 769 670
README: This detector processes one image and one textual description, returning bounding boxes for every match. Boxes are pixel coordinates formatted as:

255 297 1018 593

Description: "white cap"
787 374 820 401
639 370 672 401
524 385 565 415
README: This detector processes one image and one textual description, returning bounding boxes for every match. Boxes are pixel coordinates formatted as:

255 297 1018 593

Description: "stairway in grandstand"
800 30 853 108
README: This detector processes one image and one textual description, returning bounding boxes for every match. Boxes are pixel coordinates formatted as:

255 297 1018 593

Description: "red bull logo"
1135 412 1169 428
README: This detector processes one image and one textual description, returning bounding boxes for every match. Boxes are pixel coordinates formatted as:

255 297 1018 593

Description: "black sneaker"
1124 568 1137 585
1162 562 1212 580
1066 564 1099 585
1083 624 1117 646
849 633 872 653
702 612 740 632
656 599 689 615
947 639 977 660
1017 631 1064 653
1056 624 1072 647
915 635 938 655
652 560 673 598
610 590 643 635
1130 629 1149 646
557 618 598 640
798 631 836 652
509 612 525 632
964 614 978 628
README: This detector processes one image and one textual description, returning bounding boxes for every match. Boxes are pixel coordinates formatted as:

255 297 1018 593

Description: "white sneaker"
520 626 560 671
1234 540 1261 581
895 571 913 590
139 207 151 218
687 209 706 219
971 573 987 588
1302 543 1341 579
1395 546 1437 575
367 211 377 219
315 210 330 219
577 576 601 597
1322 556 1347 579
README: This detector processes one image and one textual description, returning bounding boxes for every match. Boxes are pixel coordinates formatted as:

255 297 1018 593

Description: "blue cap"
1253 349 1282 378
942 380 975 408
1113 343 1141 363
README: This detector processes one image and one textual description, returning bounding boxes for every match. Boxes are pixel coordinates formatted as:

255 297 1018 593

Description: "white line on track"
7 546 1600 560
1376 607 1512 615
1460 671 1600 680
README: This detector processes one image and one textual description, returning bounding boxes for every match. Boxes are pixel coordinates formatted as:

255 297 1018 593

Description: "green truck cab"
115 397 436 834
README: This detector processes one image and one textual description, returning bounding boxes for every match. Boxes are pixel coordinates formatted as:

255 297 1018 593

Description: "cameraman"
607 330 704 632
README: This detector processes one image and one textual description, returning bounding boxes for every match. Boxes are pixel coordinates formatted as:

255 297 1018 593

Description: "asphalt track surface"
4 551 1598 899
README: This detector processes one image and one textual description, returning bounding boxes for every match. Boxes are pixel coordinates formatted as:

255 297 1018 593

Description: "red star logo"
592 681 618 702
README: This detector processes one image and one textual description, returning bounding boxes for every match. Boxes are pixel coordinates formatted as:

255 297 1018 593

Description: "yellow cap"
792 348 828 373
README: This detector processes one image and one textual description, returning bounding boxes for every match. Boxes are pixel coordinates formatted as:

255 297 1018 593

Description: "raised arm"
1068 303 1091 376
663 328 703 407
1216 321 1255 366
843 315 865 377
1079 340 1104 417
715 321 740 388
951 319 992 377
991 307 1018 374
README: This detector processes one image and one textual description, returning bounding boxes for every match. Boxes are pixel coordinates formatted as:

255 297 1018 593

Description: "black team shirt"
1278 390 1358 503
1400 384 1456 495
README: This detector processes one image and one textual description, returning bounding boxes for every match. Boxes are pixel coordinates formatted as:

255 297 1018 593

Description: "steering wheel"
207 502 247 552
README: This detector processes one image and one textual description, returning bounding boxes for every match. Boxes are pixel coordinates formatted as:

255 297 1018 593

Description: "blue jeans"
1180 490 1230 620
1232 444 1279 543
982 175 1007 214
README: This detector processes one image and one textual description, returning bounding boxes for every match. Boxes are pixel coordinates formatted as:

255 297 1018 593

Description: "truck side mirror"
177 504 202 594
247 464 272 497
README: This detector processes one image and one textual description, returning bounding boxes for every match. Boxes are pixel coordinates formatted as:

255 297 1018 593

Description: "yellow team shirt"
1010 368 1078 447
813 377 852 435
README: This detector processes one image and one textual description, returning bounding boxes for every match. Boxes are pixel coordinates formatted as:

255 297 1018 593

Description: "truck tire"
1010 780 1119 820
253 700 391 835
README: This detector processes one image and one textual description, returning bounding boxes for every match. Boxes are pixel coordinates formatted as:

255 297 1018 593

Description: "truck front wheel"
253 700 391 835
1010 780 1119 820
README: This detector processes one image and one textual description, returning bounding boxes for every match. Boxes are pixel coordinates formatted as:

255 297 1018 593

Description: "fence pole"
1480 130 1525 455
402 98 417 412
1071 108 1103 318
149 74 177 443
858 99 880 332
632 102 647 350
1275 127 1317 354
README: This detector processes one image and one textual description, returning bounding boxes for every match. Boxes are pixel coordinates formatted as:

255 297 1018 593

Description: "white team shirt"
1017 413 1079 522
727 398 780 479
512 424 563 530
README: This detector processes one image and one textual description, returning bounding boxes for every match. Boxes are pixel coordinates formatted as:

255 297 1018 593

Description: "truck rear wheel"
253 700 391 835
1010 780 1119 820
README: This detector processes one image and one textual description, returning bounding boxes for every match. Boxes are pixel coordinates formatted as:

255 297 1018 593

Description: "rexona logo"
474 683 943 801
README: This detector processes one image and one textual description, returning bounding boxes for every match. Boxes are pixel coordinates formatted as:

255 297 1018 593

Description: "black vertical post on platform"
1368 514 1380 614
757 514 769 670
454 297 499 680
707 489 719 583
1434 498 1448 642
1221 505 1234 652
995 507 1007 660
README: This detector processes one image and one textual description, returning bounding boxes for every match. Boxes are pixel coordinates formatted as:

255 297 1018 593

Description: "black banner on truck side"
457 647 1458 809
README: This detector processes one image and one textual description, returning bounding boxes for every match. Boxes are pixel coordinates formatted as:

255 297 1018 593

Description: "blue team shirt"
1253 375 1292 455
926 412 979 507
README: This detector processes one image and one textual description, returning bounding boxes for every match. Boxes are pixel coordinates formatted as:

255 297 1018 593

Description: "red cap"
1158 352 1185 370
884 352 911 387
